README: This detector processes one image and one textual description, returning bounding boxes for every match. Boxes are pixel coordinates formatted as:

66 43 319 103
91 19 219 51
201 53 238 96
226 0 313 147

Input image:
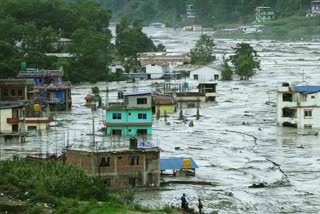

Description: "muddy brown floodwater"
2 28 320 213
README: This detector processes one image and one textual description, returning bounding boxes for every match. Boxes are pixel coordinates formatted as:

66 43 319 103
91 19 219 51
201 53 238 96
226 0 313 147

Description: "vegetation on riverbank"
0 160 182 214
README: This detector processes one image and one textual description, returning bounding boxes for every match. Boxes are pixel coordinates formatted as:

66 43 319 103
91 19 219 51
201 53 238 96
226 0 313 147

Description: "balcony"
7 118 19 123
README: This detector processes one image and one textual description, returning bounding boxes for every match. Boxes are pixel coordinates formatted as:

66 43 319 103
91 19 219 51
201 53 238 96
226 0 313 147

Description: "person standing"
198 198 203 213
181 193 188 210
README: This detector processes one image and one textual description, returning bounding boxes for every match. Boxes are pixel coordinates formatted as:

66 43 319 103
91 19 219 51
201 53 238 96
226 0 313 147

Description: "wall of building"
106 125 152 136
156 105 176 115
66 149 160 188
190 66 221 82
0 109 13 132
145 64 166 79
126 95 152 109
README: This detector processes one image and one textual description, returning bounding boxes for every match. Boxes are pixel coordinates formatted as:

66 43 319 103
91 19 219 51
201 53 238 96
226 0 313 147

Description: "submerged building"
104 90 153 136
66 139 160 189
17 67 72 110
277 83 320 128
256 6 275 23
0 79 52 133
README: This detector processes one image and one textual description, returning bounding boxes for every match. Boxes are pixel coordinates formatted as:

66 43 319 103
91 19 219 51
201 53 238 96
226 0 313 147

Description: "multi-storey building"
104 90 153 136
277 83 320 128
17 67 72 110
256 6 275 23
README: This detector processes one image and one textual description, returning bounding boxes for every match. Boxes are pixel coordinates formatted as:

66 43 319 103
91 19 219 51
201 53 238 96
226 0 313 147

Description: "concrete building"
65 140 160 189
307 1 320 16
17 67 72 110
0 79 52 131
0 101 26 143
189 65 221 82
277 83 320 128
152 93 176 115
108 62 125 74
138 52 191 67
144 63 170 79
256 6 275 23
104 90 153 136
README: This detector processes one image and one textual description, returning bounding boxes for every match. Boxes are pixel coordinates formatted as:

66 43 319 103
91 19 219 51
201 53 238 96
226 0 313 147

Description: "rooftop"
0 101 25 109
295 86 320 94
124 90 153 96
160 157 199 170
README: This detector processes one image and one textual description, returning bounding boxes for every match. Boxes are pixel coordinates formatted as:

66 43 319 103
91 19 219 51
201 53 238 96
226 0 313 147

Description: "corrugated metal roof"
124 90 152 96
160 157 199 170
295 86 320 94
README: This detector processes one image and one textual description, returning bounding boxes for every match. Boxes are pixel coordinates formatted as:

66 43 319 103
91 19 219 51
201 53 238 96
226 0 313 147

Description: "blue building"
17 68 72 110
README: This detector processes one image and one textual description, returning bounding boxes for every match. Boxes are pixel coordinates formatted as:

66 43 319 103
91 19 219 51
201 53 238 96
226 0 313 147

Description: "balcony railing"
7 118 19 123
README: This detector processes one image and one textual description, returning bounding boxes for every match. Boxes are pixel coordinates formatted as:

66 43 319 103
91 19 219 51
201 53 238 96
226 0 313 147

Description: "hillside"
98 0 314 26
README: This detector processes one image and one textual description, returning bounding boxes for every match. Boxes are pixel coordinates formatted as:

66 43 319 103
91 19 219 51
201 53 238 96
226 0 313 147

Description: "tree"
221 56 233 80
230 43 260 80
191 34 216 65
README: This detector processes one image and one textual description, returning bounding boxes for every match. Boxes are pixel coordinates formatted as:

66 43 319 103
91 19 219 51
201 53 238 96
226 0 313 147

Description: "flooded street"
2 28 320 213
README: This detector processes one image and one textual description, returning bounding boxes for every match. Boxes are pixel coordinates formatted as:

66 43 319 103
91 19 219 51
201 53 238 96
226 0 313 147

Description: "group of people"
181 193 203 213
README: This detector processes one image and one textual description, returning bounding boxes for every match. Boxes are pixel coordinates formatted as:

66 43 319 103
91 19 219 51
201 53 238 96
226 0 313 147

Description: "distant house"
144 63 169 79
256 6 275 23
104 90 153 136
186 4 196 22
108 62 125 74
277 83 320 128
152 93 176 115
138 52 191 67
189 65 221 82
307 1 320 17
66 139 160 189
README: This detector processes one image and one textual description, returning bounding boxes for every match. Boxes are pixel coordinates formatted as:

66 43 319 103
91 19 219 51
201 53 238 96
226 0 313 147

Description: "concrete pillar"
143 153 147 185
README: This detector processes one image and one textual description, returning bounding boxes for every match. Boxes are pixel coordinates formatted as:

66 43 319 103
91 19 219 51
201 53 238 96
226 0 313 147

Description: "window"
304 110 312 118
214 74 219 80
129 156 139 165
282 93 292 102
99 157 110 167
304 124 312 128
10 89 16 96
311 96 315 99
3 89 8 97
137 98 147 105
193 74 198 80
18 89 23 96
138 113 147 119
137 129 147 135
112 113 122 120
27 126 37 131
112 129 122 136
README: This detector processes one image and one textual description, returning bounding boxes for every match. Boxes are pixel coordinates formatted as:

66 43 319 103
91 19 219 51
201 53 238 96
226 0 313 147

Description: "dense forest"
99 0 314 26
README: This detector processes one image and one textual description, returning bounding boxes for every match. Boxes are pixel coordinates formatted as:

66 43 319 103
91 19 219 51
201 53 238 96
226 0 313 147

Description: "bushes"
0 160 109 201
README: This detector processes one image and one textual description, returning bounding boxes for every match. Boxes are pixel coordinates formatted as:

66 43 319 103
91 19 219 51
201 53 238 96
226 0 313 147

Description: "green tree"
191 34 216 65
230 43 260 80
221 56 233 80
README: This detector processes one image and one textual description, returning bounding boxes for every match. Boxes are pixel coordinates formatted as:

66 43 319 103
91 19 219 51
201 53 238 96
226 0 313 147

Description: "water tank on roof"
130 137 138 149
21 62 27 71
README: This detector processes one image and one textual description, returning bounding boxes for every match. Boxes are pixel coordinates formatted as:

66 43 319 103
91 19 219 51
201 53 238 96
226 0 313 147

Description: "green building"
105 90 153 136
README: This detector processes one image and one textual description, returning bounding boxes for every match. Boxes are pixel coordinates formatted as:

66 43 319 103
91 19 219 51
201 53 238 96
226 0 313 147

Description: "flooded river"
2 28 320 213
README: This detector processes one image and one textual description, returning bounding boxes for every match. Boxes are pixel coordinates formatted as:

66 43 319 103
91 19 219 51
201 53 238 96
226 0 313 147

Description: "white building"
189 65 221 82
144 63 169 79
108 62 125 74
277 83 320 128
